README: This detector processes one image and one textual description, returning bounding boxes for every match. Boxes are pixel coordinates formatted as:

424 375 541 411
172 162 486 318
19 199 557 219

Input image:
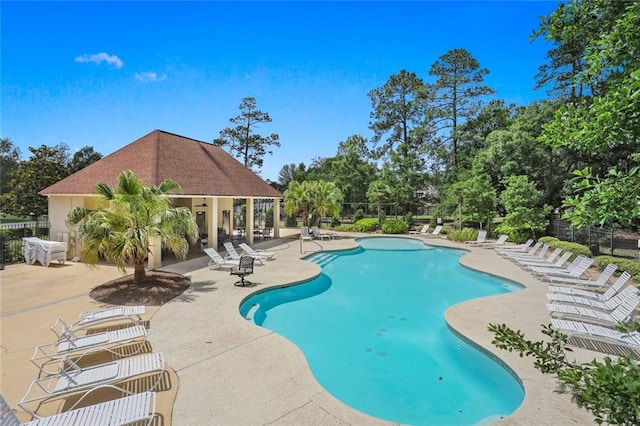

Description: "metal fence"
0 222 51 265
548 220 640 260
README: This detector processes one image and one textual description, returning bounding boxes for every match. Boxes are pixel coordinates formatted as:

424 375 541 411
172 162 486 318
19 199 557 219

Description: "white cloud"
75 52 124 69
134 72 167 83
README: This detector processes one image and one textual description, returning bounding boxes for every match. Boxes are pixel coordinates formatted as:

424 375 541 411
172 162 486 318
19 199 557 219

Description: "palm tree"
66 170 198 284
310 180 343 226
283 180 314 226
367 180 391 229
284 180 343 227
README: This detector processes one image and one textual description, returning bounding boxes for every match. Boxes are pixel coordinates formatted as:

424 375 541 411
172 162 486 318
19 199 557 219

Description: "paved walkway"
1 232 598 425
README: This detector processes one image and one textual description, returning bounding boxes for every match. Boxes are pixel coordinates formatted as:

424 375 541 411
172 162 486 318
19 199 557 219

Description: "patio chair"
546 263 618 288
422 225 442 238
548 271 632 301
203 247 239 270
1 391 156 426
464 229 487 244
19 353 164 417
300 226 313 241
409 224 429 235
551 318 640 357
239 243 274 260
311 225 334 240
32 319 148 371
74 305 146 330
224 241 265 265
546 286 640 326
230 256 254 287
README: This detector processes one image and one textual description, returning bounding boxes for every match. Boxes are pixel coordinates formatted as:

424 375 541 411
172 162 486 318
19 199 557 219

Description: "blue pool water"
240 237 524 425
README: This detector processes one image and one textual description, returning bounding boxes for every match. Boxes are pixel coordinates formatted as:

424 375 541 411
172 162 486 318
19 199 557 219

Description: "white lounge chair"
74 305 145 330
409 224 429 235
311 225 334 240
423 225 442 237
19 353 164 417
548 271 632 301
464 229 487 244
546 278 631 311
224 241 265 265
528 254 587 276
239 243 274 260
32 319 148 370
520 249 569 268
1 391 156 426
511 244 550 264
546 286 640 326
539 256 595 281
203 247 239 270
552 318 640 356
501 242 543 260
546 263 617 288
494 238 534 254
517 248 562 267
478 234 508 248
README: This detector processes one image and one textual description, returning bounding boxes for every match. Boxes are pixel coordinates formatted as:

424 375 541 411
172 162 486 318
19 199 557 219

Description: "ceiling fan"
195 198 208 207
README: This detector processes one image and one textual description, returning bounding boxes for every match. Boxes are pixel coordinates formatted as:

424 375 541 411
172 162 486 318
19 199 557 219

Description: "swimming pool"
239 237 524 425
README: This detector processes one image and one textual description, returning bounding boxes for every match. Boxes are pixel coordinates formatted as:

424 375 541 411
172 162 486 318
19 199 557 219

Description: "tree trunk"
134 260 146 284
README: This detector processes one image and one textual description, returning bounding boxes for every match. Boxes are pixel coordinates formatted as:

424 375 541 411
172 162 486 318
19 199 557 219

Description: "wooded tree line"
276 0 640 235
0 142 102 219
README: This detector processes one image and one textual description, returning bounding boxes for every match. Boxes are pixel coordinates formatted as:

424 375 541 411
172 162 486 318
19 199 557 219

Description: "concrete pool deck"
1 231 599 425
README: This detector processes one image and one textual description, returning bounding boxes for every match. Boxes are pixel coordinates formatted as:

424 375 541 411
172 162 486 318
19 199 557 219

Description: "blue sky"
1 1 557 182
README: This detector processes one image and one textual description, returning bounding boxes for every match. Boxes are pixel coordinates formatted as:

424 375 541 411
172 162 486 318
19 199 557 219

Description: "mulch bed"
89 271 191 306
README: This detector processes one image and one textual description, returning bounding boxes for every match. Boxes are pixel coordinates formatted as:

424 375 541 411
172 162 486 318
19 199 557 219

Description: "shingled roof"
41 130 282 198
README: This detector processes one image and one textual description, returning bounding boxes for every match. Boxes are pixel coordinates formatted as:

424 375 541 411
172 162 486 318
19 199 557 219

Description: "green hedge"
354 218 379 232
447 228 479 242
594 255 640 282
547 241 592 259
334 224 357 232
382 219 408 234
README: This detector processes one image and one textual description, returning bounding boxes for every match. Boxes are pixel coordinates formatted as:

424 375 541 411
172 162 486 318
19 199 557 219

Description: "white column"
246 198 254 244
208 197 218 249
273 198 280 238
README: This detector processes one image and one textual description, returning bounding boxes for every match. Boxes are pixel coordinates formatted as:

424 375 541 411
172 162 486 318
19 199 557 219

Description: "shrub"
334 223 357 232
353 209 365 222
265 208 274 228
382 219 408 234
403 212 415 228
551 241 592 259
447 227 479 242
354 218 378 232
330 216 341 227
285 214 298 227
594 255 640 282
494 223 536 243
538 236 560 244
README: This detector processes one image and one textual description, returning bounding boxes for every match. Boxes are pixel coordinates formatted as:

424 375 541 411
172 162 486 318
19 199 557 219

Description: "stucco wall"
47 195 88 259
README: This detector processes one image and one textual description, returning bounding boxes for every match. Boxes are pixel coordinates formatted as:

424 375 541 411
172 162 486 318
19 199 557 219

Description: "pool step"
310 252 338 267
